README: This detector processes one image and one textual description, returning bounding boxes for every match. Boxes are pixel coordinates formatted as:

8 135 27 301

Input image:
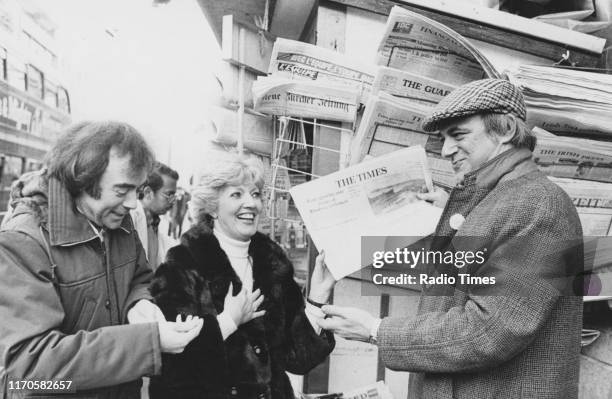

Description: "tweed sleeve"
377 192 583 373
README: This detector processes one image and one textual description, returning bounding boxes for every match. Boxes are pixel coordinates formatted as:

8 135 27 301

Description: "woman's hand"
308 251 336 303
223 283 266 326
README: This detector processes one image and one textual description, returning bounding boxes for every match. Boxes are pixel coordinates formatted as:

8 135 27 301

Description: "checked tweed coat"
148 224 334 399
377 148 583 399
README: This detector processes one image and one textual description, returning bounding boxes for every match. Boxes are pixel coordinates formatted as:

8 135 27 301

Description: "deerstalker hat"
421 78 526 132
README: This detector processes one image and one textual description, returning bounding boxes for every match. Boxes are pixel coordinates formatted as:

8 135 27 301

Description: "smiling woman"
149 147 336 399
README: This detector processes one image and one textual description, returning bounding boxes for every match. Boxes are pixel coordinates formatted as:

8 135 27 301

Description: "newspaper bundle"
508 65 612 137
376 6 499 85
533 128 612 183
550 176 612 236
349 92 455 188
550 176 612 299
290 146 442 280
252 77 359 122
345 6 503 189
267 38 375 104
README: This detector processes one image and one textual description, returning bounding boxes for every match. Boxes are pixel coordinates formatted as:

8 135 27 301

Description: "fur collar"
175 223 293 297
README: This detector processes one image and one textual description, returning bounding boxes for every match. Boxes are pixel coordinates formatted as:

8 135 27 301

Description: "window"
0 48 6 81
26 64 44 99
58 86 70 114
0 155 25 215
7 58 26 91
44 79 57 107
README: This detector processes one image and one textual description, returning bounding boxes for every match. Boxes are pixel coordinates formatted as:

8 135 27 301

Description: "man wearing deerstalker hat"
319 79 584 398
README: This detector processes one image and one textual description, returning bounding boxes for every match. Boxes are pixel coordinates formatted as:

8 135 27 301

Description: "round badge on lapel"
449 213 465 230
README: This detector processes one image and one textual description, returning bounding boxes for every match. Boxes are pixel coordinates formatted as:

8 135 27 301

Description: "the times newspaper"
290 146 441 280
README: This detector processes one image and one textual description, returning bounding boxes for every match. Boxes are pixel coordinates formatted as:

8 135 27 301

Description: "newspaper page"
372 66 456 106
252 77 359 122
549 177 612 236
350 92 455 188
550 176 612 299
376 6 498 85
268 38 375 103
527 106 612 137
290 146 442 280
342 382 394 399
508 65 612 137
534 131 612 183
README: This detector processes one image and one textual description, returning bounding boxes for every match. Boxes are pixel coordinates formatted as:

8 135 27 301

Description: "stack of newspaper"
349 92 455 187
549 177 612 236
533 127 612 183
349 6 499 188
252 38 374 121
508 65 612 137
252 77 359 123
550 176 612 298
376 7 497 84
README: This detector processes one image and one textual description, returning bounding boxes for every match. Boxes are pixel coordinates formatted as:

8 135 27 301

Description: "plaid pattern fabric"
421 79 526 132
377 149 583 399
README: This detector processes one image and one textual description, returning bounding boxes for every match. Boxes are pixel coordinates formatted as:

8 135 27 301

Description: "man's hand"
309 251 336 303
127 299 166 324
417 187 450 209
223 283 266 326
317 305 376 341
158 315 204 353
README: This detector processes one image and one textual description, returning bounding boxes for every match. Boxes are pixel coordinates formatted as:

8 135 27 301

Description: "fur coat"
149 223 334 399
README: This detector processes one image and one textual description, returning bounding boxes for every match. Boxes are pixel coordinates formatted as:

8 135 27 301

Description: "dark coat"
149 224 334 399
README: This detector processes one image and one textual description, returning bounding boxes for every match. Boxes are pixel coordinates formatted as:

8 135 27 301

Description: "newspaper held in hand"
252 77 359 122
290 146 442 280
377 6 499 85
268 38 375 104
349 92 455 188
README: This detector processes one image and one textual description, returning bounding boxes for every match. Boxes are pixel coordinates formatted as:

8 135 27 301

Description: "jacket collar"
459 147 536 189
47 177 131 246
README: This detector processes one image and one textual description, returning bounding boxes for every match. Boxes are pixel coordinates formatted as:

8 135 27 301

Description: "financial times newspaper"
268 38 375 103
349 92 455 188
252 77 359 122
290 146 442 280
377 6 498 85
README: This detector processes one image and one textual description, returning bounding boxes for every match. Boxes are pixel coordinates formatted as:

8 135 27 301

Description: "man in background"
131 162 179 270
